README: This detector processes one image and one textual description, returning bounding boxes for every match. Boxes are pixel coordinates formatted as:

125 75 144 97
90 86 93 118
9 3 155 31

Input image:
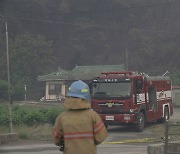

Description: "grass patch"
15 124 52 141
146 121 180 141
0 101 65 141
0 126 10 134
0 124 52 141
0 101 65 126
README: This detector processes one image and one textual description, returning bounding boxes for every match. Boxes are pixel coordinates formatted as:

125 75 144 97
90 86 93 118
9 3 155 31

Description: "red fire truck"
90 71 173 131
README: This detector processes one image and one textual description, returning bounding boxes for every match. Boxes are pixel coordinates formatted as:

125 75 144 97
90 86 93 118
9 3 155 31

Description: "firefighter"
52 80 108 154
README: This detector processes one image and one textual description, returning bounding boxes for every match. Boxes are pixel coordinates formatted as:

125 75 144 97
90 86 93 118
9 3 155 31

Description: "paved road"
0 126 153 154
0 107 179 154
0 142 147 154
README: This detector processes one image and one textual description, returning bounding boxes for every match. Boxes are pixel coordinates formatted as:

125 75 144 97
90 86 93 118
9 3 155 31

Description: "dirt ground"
171 107 180 121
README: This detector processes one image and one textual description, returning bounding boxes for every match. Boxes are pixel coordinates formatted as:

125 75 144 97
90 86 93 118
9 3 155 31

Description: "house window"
49 84 61 95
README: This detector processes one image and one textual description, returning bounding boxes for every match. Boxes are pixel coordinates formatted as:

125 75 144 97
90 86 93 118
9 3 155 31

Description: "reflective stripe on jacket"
52 98 108 154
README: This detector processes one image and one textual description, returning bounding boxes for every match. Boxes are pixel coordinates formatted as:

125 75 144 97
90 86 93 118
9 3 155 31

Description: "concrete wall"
147 141 180 154
0 133 19 145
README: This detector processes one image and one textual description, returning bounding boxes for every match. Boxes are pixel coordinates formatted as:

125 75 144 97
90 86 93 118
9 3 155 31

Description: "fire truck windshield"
92 81 131 99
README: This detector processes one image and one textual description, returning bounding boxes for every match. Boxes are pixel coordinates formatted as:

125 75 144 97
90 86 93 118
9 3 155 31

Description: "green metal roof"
38 67 71 81
71 65 124 80
38 64 124 81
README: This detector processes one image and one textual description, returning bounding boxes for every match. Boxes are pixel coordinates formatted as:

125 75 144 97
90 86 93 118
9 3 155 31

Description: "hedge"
0 103 64 126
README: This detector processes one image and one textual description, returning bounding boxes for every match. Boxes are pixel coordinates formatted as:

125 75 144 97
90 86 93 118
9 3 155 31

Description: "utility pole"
125 28 129 71
6 21 13 133
125 47 129 70
25 84 27 102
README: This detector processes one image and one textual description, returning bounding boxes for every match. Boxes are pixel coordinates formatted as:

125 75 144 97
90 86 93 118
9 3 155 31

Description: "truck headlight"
124 114 131 120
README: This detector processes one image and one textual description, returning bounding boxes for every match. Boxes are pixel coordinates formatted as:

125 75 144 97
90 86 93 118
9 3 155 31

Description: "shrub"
41 108 63 124
0 105 9 126
0 103 64 127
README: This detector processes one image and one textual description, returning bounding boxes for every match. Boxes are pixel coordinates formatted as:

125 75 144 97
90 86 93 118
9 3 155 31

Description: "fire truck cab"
90 71 173 131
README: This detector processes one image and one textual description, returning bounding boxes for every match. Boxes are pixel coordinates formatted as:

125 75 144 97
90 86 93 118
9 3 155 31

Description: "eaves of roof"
38 64 125 81
71 64 125 80
38 68 72 81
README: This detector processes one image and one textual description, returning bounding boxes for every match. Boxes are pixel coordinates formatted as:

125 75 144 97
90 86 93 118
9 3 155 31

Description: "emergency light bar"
101 71 133 76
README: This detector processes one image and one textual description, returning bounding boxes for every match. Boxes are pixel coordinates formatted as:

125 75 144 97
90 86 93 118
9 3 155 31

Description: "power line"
1 2 178 20
1 0 180 35
1 1 179 18
1 14 100 27
2 14 180 34
51 38 180 42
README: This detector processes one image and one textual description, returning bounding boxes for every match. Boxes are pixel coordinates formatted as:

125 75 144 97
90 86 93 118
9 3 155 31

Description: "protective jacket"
52 97 108 154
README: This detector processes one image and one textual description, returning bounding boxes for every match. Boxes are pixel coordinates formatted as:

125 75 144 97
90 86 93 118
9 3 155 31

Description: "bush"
0 105 9 126
0 103 64 127
40 108 62 124
19 131 30 139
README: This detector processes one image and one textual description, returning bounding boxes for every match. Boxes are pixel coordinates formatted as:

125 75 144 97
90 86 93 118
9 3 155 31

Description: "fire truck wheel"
157 107 169 124
161 107 170 123
135 112 145 132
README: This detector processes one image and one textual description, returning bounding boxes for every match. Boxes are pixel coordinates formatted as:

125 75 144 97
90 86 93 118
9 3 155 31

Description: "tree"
0 0 180 77
10 33 56 100
0 80 9 100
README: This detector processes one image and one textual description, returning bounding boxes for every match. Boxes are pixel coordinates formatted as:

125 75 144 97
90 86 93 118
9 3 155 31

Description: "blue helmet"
67 80 90 101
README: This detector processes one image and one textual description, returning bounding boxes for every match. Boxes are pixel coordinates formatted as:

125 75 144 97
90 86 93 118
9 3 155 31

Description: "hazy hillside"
0 0 180 100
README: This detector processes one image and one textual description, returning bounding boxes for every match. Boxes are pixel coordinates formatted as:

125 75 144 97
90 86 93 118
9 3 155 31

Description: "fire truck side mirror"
88 82 97 95
88 81 92 95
